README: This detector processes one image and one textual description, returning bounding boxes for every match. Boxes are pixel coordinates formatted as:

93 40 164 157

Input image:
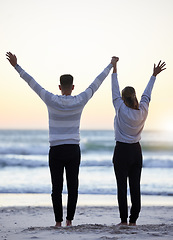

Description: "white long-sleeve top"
15 63 112 146
112 73 156 143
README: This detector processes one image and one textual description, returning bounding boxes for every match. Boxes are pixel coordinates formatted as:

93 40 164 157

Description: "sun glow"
161 118 173 132
1 0 173 130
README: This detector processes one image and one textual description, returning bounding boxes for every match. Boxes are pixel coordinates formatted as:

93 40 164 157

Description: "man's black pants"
113 141 142 223
49 144 81 222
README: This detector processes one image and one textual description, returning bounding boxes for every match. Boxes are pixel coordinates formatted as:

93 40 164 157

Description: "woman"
111 57 166 226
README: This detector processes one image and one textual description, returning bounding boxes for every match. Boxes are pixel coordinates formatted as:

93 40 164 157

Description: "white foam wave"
0 156 48 168
0 146 49 155
1 156 173 168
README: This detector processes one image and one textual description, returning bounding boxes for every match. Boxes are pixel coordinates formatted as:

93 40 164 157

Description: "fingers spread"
160 62 166 68
157 60 162 67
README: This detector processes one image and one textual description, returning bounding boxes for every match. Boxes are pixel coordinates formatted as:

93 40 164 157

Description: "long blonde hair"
122 86 139 110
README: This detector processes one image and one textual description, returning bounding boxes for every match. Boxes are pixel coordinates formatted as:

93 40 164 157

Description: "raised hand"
111 56 119 66
111 56 119 73
6 52 17 67
153 61 166 77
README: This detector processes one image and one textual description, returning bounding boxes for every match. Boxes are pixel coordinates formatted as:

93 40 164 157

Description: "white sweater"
15 64 113 146
112 73 156 143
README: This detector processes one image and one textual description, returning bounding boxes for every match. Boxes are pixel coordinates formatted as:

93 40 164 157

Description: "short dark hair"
60 74 73 88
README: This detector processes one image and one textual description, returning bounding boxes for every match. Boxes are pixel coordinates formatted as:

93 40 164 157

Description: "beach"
0 129 173 239
0 194 173 240
1 203 173 240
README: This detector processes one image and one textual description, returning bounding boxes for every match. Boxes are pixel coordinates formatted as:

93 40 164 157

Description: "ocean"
0 129 173 199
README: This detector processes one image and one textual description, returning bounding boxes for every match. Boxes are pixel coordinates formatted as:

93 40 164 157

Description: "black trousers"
113 141 142 223
49 144 81 222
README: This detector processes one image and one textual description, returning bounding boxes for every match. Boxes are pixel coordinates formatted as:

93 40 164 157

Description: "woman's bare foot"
129 222 136 226
66 220 72 226
55 222 62 227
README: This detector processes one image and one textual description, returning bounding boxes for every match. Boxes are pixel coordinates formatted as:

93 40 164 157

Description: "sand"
1 204 173 240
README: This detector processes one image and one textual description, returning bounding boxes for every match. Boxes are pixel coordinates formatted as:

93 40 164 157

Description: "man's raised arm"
82 59 113 101
6 51 53 105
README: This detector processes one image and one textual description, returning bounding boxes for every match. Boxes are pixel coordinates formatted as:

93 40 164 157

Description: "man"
6 52 113 227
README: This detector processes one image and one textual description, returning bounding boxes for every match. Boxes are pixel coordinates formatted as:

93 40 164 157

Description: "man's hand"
6 52 17 67
111 56 119 73
111 56 119 66
153 61 166 77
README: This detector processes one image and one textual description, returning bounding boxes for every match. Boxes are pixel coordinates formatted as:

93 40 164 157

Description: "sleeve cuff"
151 75 156 80
14 64 23 74
14 64 19 69
112 73 117 76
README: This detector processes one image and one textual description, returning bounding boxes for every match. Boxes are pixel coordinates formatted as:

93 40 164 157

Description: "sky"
1 0 173 130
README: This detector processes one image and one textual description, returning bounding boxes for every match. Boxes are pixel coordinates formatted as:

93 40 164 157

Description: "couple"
6 52 166 227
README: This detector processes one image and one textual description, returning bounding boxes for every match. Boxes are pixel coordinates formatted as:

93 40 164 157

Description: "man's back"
14 62 113 146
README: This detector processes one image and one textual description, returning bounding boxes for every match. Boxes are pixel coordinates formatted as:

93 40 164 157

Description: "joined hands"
111 56 119 66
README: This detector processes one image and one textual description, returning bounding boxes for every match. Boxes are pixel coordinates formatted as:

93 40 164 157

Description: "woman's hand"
111 56 119 66
111 56 119 73
153 61 166 77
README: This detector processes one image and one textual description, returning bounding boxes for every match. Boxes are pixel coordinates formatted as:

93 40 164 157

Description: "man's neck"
61 90 72 96
59 84 74 96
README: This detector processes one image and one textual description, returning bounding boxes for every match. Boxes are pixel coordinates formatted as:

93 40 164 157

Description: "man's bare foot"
117 222 128 226
66 220 72 226
129 222 136 226
55 222 62 227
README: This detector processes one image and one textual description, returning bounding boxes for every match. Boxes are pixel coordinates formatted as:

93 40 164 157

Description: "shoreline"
0 193 173 207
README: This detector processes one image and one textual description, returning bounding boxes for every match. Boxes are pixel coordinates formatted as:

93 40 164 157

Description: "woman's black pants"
49 144 81 222
113 141 142 223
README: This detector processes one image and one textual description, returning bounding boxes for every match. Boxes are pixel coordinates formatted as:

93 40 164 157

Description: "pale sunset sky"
1 0 173 130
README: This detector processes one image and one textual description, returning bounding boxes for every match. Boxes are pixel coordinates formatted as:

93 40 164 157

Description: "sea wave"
0 146 49 155
1 156 173 168
0 187 172 196
143 159 173 168
0 156 48 168
1 130 173 197
141 191 173 196
1 142 173 156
